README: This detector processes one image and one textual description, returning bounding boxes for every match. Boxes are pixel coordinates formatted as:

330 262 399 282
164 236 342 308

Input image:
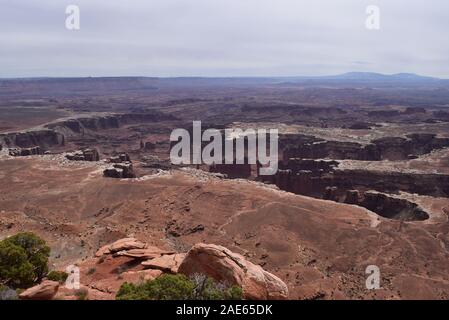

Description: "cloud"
0 0 448 77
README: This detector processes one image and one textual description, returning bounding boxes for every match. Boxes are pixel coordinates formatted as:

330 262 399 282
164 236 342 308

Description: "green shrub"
74 288 88 300
0 232 50 289
46 270 68 283
190 274 243 300
116 274 243 300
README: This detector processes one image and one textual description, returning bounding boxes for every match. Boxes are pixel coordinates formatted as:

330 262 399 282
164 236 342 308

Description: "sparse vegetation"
116 274 243 300
0 232 50 289
46 270 68 283
86 267 96 275
0 285 18 300
74 288 88 300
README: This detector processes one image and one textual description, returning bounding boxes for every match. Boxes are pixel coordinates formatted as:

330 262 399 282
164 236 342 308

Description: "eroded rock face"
95 238 147 256
103 162 136 178
19 280 59 300
360 191 429 221
115 247 176 259
268 156 449 201
177 243 288 300
0 129 64 149
333 170 449 198
8 146 42 156
142 253 186 273
108 153 131 163
66 148 100 161
323 186 338 201
344 190 361 205
279 132 449 162
46 112 177 133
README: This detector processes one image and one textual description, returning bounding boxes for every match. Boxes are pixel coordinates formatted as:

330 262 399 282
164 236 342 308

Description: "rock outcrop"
344 190 361 205
45 112 177 134
108 153 130 163
0 129 64 149
279 133 449 161
360 191 429 221
95 237 147 256
114 247 175 259
8 146 42 156
66 148 100 161
19 280 59 300
177 243 289 300
103 162 136 178
87 239 289 300
141 155 172 170
323 186 338 201
141 253 186 273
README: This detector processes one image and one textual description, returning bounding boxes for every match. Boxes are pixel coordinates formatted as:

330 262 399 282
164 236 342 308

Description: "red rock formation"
19 280 59 300
103 162 136 179
66 148 100 161
280 133 449 161
46 112 177 134
114 247 175 259
0 129 64 149
108 153 131 163
95 237 147 256
8 146 42 156
360 191 429 221
141 253 186 273
177 243 288 300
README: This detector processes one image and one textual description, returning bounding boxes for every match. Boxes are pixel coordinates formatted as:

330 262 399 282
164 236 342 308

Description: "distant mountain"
320 72 440 82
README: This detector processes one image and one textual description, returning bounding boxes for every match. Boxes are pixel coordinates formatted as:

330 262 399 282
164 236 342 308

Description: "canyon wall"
280 133 449 161
0 129 64 149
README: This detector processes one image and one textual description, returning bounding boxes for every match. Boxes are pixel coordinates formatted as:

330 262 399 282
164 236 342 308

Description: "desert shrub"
0 241 35 288
116 274 243 300
2 232 50 282
0 232 50 288
191 273 243 300
116 274 194 300
74 288 89 300
46 270 68 283
0 285 18 300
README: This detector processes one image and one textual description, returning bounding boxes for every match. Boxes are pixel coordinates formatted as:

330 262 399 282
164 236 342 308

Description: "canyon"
1 77 449 299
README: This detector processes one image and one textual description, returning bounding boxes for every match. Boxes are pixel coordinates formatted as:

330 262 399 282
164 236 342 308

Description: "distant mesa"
324 72 439 82
65 148 100 162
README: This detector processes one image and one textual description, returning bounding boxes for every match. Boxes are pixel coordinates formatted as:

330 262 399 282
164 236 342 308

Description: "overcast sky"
1 0 448 78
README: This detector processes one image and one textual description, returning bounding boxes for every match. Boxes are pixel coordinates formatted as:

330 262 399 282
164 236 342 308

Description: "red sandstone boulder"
19 280 59 300
141 253 186 273
95 238 146 257
115 247 176 259
177 243 288 300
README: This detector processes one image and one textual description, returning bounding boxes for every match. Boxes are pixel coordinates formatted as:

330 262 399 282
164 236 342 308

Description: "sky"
0 0 448 78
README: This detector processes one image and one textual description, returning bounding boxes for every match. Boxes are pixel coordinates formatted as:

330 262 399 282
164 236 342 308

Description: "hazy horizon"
1 0 448 78
0 71 447 80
